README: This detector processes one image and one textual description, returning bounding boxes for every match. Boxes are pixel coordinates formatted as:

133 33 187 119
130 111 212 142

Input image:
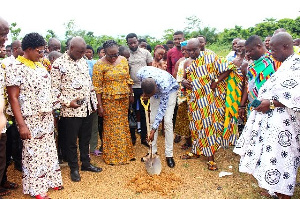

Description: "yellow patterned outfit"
186 50 232 157
174 59 190 137
93 57 134 165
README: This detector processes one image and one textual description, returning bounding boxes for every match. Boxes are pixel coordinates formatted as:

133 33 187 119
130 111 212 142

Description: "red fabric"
166 47 183 75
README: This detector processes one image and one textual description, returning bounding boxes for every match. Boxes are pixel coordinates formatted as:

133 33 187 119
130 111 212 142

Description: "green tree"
45 30 57 41
9 22 21 40
162 29 174 43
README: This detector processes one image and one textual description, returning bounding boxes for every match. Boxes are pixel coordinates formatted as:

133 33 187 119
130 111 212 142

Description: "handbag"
128 105 137 129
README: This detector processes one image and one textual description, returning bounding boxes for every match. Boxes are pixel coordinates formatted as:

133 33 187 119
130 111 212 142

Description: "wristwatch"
269 100 275 110
214 78 219 83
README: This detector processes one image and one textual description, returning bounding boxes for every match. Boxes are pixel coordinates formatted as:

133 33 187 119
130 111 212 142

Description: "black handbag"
128 105 137 129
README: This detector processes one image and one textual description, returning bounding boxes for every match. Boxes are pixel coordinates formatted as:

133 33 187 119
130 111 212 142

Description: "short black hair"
119 46 130 56
86 45 94 54
162 44 169 51
5 45 11 49
173 31 184 36
97 46 104 54
245 35 263 47
103 40 118 50
66 37 73 46
126 33 138 42
138 38 147 44
141 78 156 95
166 40 173 45
146 44 152 53
21 32 45 51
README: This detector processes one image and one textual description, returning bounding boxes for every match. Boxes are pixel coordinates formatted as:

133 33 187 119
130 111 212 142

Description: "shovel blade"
145 156 162 175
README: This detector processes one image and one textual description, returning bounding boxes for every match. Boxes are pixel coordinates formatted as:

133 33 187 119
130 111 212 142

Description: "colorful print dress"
93 57 134 165
234 54 300 196
5 56 62 196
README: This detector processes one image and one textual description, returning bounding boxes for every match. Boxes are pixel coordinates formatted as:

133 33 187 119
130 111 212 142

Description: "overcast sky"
2 0 299 44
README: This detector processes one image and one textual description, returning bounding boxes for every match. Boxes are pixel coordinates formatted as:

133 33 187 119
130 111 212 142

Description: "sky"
2 0 299 45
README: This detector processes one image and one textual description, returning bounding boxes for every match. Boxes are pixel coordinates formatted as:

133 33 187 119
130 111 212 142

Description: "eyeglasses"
106 53 119 58
36 49 45 54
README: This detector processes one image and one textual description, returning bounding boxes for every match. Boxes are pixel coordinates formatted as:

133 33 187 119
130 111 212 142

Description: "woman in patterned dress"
93 40 135 165
6 33 62 199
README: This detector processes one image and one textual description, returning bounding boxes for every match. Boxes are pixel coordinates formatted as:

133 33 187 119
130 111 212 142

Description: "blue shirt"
225 51 237 62
87 59 97 79
137 66 179 130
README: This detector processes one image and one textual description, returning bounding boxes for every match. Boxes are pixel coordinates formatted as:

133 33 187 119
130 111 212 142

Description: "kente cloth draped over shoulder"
234 54 300 196
186 49 231 157
247 52 276 103
222 64 244 146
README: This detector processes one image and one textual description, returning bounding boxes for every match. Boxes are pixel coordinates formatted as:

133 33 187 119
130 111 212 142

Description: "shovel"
140 96 162 175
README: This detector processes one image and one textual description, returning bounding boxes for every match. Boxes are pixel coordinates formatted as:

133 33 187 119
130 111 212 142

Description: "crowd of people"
0 15 300 199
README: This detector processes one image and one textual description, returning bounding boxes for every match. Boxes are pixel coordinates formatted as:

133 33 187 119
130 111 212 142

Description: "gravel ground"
4 133 300 199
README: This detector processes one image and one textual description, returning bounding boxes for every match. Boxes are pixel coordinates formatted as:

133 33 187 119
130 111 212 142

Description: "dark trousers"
57 118 67 161
98 116 103 148
1 122 22 184
130 88 147 142
0 134 7 184
62 114 93 171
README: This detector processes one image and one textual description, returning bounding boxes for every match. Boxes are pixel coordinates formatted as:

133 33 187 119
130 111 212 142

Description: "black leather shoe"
166 157 175 168
14 163 22 172
70 170 81 182
81 164 103 172
141 140 150 148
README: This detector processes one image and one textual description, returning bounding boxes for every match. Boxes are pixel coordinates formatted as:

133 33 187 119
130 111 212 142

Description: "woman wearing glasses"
6 33 62 199
93 40 135 165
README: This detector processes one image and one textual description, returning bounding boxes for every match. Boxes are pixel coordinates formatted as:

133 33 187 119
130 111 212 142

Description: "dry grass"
5 133 300 199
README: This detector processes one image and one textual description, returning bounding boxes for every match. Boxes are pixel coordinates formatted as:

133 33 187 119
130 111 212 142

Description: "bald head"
68 36 86 61
270 32 294 62
11 40 23 57
273 28 287 36
70 37 86 47
48 38 61 52
0 17 9 46
293 38 300 47
187 38 200 59
236 40 246 55
11 40 21 49
48 51 62 64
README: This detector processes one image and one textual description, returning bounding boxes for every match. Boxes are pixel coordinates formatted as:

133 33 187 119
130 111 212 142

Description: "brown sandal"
1 181 18 190
180 152 200 159
180 143 192 150
207 161 218 171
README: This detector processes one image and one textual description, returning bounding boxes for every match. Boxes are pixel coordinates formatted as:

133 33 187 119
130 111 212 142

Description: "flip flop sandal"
207 161 218 171
1 181 18 189
92 150 102 156
180 152 200 159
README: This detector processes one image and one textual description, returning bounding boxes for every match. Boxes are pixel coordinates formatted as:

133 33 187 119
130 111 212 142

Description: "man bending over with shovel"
137 66 179 168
